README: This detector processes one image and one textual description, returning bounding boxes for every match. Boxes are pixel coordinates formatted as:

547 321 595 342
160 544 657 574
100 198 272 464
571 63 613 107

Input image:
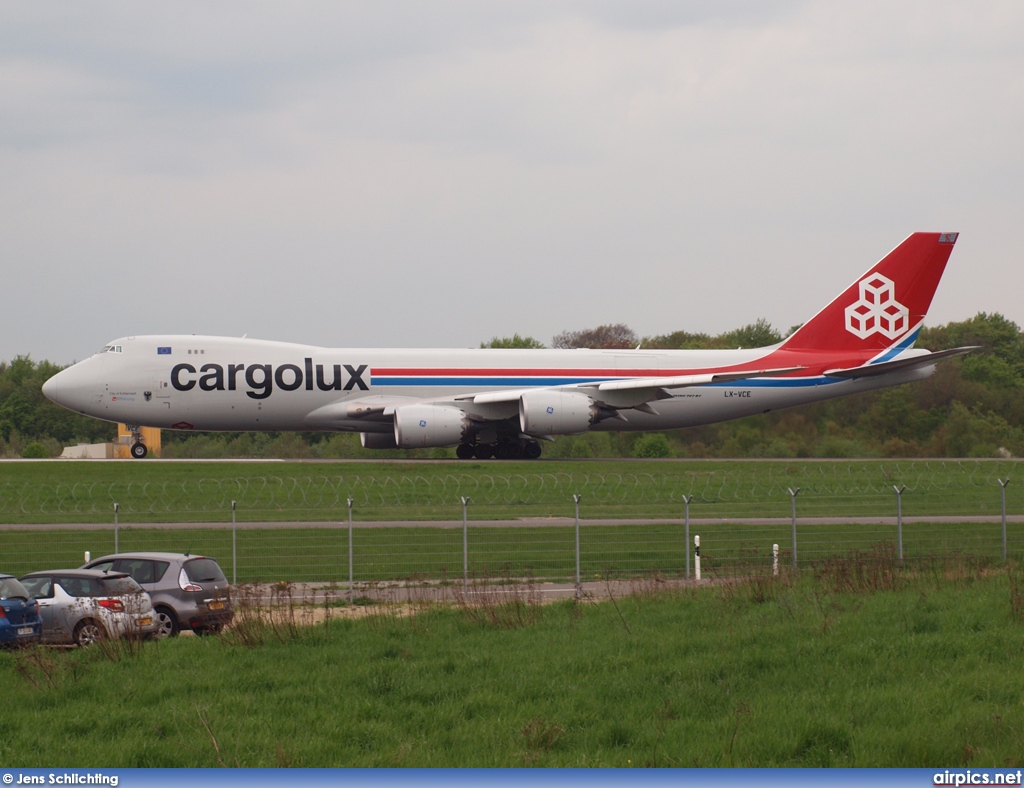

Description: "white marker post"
772 543 779 577
694 534 701 581
84 551 90 564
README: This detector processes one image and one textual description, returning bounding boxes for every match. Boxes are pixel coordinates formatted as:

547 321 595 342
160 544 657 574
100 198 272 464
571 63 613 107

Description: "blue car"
0 574 41 646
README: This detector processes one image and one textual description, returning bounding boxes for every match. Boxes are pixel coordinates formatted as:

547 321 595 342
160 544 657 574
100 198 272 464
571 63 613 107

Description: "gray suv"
83 552 233 638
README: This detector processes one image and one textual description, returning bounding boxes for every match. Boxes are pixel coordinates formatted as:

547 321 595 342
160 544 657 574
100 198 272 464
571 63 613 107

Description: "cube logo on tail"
844 274 909 340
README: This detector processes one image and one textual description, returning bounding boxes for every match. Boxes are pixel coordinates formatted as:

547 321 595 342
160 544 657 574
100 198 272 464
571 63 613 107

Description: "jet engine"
360 432 399 450
519 390 597 436
393 404 470 448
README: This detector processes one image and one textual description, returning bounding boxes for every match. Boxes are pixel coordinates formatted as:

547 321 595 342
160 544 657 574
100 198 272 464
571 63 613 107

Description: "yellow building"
114 424 162 459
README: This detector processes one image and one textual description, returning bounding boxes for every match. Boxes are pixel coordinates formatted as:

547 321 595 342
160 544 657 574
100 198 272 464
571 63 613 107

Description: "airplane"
42 232 975 460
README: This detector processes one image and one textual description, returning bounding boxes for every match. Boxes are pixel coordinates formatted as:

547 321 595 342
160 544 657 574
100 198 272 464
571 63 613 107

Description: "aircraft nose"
42 375 59 402
42 363 99 413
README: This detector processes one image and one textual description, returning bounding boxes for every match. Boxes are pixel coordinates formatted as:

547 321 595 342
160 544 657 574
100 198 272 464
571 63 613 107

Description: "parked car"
82 552 233 638
0 574 41 646
19 569 158 647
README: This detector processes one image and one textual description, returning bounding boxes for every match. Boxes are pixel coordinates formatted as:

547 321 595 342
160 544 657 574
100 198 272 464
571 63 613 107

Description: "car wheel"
73 620 105 648
155 607 180 638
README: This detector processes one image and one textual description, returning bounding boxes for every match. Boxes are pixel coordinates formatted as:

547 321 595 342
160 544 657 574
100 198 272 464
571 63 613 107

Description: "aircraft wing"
579 366 808 393
454 366 806 408
824 347 978 379
304 395 420 427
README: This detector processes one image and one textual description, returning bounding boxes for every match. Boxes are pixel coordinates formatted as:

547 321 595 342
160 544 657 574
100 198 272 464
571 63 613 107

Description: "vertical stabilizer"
780 232 958 353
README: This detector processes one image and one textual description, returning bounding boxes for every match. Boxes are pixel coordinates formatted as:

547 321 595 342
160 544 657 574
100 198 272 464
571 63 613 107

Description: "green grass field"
1 458 1021 524
2 520 1023 583
3 562 1024 767
1 458 1022 582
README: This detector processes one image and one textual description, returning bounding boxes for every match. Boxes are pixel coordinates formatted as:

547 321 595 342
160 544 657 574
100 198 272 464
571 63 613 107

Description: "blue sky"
2 1 1022 363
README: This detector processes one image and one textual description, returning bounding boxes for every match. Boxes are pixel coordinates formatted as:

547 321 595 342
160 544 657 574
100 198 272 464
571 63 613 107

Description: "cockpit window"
97 345 123 354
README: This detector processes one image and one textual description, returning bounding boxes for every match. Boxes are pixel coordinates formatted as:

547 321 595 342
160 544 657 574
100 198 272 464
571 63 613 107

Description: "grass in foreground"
3 556 1024 767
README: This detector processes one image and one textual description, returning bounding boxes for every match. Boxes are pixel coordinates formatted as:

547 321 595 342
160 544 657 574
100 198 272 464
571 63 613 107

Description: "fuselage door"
153 371 172 406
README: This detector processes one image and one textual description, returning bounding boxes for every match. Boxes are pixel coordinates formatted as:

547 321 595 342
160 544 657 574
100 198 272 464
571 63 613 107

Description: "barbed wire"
0 460 1018 517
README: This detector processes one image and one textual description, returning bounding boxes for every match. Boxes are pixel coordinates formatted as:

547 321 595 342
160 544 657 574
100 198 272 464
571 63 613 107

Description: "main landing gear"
456 439 542 461
126 425 148 459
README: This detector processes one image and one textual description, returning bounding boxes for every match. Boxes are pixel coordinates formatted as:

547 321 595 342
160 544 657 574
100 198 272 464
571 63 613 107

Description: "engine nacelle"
393 404 469 448
360 432 399 450
519 390 597 436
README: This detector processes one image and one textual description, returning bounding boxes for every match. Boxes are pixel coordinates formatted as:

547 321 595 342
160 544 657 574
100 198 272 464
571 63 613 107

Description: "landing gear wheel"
524 441 542 460
474 444 495 460
130 442 148 459
456 443 475 460
496 442 524 460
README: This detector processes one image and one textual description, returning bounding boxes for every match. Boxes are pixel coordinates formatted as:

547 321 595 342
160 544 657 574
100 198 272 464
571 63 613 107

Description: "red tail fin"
780 232 958 353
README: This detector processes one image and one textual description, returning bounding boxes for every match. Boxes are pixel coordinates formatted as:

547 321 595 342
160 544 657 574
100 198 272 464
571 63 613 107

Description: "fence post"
773 543 779 577
893 485 906 561
999 480 1010 563
231 500 237 585
462 496 470 589
682 495 693 580
694 534 701 581
573 494 582 600
787 488 799 569
347 498 354 603
114 502 119 553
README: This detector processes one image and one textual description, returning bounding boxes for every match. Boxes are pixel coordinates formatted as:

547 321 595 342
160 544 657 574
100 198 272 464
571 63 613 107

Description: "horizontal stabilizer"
824 347 978 379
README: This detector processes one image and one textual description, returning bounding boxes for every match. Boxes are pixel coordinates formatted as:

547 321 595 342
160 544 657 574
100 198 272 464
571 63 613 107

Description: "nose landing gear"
126 425 148 459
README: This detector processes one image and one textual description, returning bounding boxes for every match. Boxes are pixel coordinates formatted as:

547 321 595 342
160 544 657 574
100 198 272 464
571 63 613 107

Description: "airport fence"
0 461 1022 587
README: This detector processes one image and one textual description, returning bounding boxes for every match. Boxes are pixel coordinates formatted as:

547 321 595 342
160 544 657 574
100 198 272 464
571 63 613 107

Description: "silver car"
19 569 158 647
83 552 233 638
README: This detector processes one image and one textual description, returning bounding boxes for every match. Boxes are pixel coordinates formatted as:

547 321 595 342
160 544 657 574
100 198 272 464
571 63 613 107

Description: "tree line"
2 311 1021 459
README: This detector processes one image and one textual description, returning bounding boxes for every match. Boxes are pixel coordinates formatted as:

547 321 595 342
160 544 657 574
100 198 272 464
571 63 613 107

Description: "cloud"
1 1 1022 363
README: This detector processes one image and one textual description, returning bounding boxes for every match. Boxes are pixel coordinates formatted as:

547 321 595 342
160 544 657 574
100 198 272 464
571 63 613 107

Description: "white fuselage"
39 232 963 458
43 334 931 436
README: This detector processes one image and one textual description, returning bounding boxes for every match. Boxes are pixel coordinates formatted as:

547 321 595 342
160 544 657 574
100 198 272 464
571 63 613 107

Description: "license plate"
138 617 152 626
209 601 225 611
17 627 33 636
